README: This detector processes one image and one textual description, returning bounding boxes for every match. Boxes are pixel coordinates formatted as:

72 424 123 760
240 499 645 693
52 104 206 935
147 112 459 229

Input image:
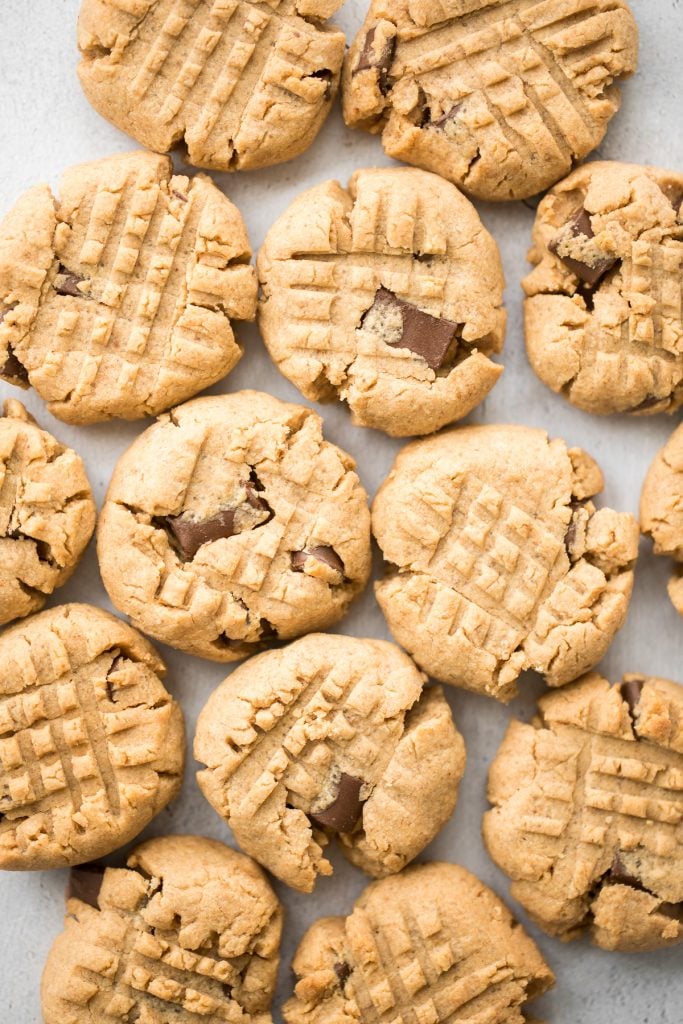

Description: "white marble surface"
1 1 682 1020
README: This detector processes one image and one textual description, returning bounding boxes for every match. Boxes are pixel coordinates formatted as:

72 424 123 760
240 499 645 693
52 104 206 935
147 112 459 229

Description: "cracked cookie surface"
97 392 372 661
524 161 683 414
0 150 256 423
283 862 554 1024
372 424 638 702
195 633 465 891
0 400 96 627
0 604 184 870
342 0 638 202
77 0 345 172
41 834 282 1024
640 423 683 617
257 167 505 437
484 672 683 952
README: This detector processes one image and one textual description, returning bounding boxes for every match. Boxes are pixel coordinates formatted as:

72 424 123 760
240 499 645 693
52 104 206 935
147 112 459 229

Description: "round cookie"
0 604 184 870
372 424 639 702
342 1 638 202
0 150 257 423
258 167 505 437
77 0 345 172
484 672 683 953
283 862 554 1024
640 423 683 616
0 399 96 627
98 392 372 661
524 161 683 414
41 834 282 1024
195 634 465 892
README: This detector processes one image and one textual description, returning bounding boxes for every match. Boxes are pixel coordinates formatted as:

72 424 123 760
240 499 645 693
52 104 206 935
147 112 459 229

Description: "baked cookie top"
77 0 345 172
0 150 256 423
41 834 282 1024
484 672 683 952
0 604 184 870
342 0 638 202
195 633 465 891
0 400 96 628
98 392 372 661
258 167 505 437
283 862 554 1024
372 424 639 701
524 161 683 415
641 422 683 616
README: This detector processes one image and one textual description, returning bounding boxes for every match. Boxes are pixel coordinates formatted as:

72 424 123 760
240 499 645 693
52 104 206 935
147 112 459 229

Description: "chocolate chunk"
621 677 645 724
334 961 352 987
1 346 29 384
68 863 106 908
310 773 364 834
608 855 647 892
54 265 89 298
245 470 272 519
549 207 618 287
659 902 683 921
354 27 396 96
564 499 587 559
291 545 344 577
164 509 237 559
309 68 333 100
365 287 463 371
432 102 463 129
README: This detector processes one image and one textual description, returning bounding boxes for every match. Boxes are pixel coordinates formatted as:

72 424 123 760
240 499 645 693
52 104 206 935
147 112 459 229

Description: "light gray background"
0 1 682 1020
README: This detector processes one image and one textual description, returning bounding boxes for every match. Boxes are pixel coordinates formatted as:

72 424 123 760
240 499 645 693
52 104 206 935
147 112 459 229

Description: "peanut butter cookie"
641 423 683 616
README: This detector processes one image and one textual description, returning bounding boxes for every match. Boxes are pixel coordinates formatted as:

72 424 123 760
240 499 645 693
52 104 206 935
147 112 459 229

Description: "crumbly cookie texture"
0 400 96 627
342 0 638 202
373 424 638 702
41 834 282 1024
195 633 465 891
258 167 505 437
484 672 683 952
0 604 184 870
98 392 372 662
0 150 256 424
283 862 554 1024
524 161 683 414
77 0 345 172
641 423 683 616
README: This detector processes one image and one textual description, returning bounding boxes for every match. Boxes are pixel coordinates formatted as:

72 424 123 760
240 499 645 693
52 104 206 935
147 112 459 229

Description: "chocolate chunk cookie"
0 400 95 627
524 161 683 414
195 633 465 891
0 604 184 870
42 834 282 1024
641 423 683 616
258 167 505 437
0 150 256 423
485 672 683 952
342 1 638 201
373 425 638 702
97 392 372 661
283 862 554 1024
77 0 345 172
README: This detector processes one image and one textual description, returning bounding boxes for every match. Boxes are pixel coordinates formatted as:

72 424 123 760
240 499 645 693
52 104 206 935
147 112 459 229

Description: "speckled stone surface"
0 2 682 1022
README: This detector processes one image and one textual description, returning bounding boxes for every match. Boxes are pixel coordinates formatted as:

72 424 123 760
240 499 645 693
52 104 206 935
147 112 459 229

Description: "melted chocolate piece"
355 27 396 96
365 287 463 371
245 470 272 519
309 68 333 100
432 102 463 129
1 346 29 384
290 545 344 577
334 961 352 987
310 773 364 834
164 509 237 559
68 863 106 908
564 499 587 558
549 207 618 287
621 677 645 724
54 265 89 298
609 854 646 891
